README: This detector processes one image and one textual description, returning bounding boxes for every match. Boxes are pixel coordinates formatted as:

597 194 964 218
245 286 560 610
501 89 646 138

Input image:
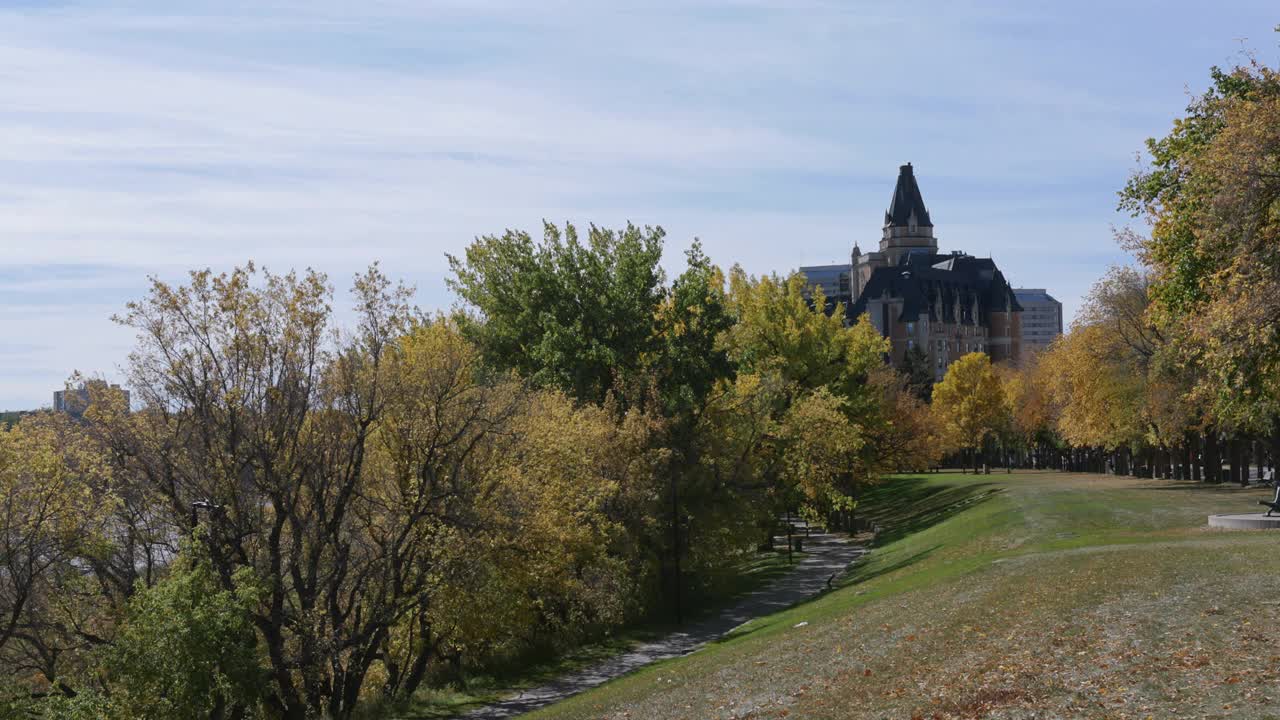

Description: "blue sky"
1 1 1277 409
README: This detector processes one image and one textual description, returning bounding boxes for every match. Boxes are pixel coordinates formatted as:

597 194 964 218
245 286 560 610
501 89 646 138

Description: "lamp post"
191 499 220 528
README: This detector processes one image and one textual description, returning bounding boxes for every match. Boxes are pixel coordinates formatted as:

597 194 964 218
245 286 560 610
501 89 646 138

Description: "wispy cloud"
1 0 1277 408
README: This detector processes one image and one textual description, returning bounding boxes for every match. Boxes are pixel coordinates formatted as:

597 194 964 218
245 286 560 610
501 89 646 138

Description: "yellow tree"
0 412 116 690
720 268 886 406
1121 59 1280 453
1039 325 1148 472
859 365 943 477
776 387 864 519
1037 267 1186 476
717 268 889 526
390 385 661 690
1000 357 1054 467
931 352 1010 473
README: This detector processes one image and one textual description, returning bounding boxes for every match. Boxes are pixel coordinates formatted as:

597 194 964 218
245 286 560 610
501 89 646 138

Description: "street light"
190 499 221 528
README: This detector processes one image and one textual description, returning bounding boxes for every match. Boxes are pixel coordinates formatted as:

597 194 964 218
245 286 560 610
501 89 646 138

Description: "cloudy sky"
1 1 1277 409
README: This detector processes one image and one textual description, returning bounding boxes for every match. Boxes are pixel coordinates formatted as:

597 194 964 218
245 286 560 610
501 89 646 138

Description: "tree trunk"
1204 431 1221 484
1269 416 1280 478
670 471 683 624
1228 437 1239 485
785 507 792 564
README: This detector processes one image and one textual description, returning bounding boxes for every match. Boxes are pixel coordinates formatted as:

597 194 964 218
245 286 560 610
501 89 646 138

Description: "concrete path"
460 531 867 719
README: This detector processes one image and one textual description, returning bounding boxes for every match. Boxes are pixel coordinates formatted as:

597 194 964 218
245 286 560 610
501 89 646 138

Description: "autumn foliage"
0 228 943 717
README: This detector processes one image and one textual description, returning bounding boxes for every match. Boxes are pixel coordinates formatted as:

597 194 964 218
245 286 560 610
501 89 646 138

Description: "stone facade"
801 163 1023 378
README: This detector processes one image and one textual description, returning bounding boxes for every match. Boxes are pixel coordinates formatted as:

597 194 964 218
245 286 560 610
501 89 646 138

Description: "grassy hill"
526 470 1280 719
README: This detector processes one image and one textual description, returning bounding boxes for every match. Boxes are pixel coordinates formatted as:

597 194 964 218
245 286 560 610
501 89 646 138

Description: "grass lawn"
388 547 801 718
523 470 1280 720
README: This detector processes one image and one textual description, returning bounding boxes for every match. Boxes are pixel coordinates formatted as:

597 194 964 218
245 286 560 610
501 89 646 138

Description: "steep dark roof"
848 252 1023 327
884 163 933 228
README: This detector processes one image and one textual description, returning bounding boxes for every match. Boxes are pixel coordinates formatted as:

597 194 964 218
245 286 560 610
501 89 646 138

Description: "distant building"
53 381 130 418
1012 289 1063 360
801 163 1023 379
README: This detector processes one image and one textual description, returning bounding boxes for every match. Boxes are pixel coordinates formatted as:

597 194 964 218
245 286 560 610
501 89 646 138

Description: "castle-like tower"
852 163 939 299
803 163 1024 377
880 162 937 261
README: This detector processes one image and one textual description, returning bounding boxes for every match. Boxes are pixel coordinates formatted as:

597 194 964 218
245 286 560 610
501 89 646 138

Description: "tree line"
924 54 1280 483
1 230 942 719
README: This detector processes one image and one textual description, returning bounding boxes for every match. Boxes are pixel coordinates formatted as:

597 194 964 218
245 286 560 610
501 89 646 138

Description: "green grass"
524 470 1280 719
388 546 801 718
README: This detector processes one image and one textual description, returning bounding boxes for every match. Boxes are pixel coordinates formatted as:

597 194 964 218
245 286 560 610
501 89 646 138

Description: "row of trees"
927 54 1280 482
1041 55 1280 481
1 228 944 718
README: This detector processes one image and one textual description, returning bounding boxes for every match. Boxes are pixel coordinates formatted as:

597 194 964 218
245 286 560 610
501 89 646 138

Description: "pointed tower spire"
885 162 932 228
879 162 938 263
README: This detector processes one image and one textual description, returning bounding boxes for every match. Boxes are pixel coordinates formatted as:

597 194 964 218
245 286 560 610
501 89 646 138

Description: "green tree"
647 242 737 623
447 222 666 405
101 546 264 720
899 344 934 402
650 241 735 417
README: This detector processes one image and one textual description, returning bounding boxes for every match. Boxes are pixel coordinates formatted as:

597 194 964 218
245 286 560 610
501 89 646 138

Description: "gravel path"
461 531 867 719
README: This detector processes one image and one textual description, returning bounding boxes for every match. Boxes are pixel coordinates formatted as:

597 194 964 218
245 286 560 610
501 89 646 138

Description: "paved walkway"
461 531 867 719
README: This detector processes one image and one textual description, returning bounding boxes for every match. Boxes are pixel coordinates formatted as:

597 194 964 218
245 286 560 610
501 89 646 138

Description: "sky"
1 1 1277 409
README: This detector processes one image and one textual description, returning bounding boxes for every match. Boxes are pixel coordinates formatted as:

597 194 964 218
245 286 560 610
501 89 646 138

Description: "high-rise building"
53 381 130 418
800 163 1023 379
1012 288 1063 360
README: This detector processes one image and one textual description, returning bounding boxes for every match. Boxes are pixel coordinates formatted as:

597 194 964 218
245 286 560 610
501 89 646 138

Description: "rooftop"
884 163 933 228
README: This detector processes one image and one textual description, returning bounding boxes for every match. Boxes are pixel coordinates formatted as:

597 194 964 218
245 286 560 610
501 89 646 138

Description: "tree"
447 222 666 405
717 269 890 527
1000 355 1057 469
860 365 944 476
775 387 864 530
720 270 885 408
97 265 417 717
650 241 735 417
931 352 1010 473
1120 54 1280 454
647 242 736 622
449 231 776 626
66 264 675 717
99 544 264 720
899 344 934 402
0 412 115 695
1040 326 1146 453
93 265 575 718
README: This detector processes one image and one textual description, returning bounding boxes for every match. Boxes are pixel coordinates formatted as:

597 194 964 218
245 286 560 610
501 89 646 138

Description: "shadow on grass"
859 475 1001 547
1138 481 1263 494
837 545 940 588
819 476 998 590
